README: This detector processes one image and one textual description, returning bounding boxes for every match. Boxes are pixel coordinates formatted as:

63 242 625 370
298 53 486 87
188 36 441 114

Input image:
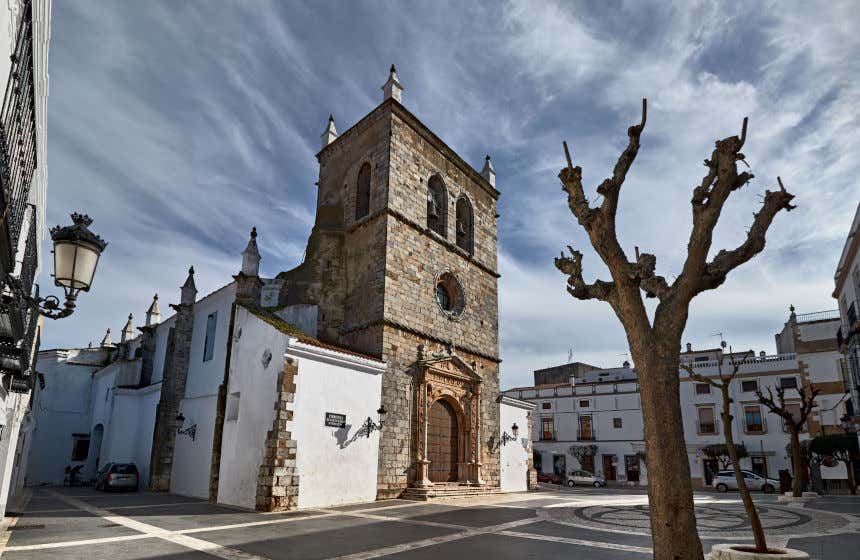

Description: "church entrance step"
400 484 504 501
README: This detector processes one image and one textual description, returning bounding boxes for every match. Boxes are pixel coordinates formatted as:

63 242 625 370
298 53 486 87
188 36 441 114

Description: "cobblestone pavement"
0 486 857 559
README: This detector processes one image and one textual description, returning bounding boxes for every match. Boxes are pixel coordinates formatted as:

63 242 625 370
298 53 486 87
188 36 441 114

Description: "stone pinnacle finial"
321 114 338 149
145 293 162 326
241 226 261 277
181 266 198 305
121 313 135 343
382 63 403 103
100 328 114 348
481 154 496 187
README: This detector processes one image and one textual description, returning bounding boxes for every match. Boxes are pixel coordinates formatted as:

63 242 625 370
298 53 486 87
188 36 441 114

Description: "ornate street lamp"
37 213 107 319
363 405 388 436
501 423 520 446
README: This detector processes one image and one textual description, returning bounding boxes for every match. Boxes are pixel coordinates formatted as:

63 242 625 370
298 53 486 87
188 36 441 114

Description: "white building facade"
0 0 51 519
834 202 860 420
504 309 849 489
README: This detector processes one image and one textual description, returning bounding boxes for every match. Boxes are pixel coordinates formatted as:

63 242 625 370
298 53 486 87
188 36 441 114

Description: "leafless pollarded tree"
555 100 796 559
756 385 819 497
681 350 769 554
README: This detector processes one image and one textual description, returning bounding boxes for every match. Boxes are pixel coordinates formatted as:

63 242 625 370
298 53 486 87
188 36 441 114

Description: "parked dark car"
95 463 139 492
537 472 563 484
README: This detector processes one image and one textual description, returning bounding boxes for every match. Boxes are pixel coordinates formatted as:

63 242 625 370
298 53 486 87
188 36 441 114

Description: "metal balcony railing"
696 421 718 435
794 309 840 323
742 415 768 434
540 430 556 441
577 430 596 441
0 0 37 271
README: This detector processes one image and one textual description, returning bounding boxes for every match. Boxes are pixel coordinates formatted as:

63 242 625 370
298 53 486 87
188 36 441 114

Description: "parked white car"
566 470 606 487
712 470 777 493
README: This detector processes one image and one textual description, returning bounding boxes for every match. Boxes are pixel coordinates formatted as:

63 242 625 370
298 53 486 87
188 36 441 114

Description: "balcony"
795 309 840 323
577 430 596 441
0 2 39 390
539 431 556 441
680 353 798 377
742 416 768 434
0 1 37 274
696 421 718 435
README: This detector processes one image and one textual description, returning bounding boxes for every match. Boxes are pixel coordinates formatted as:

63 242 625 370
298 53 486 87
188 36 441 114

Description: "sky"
40 0 860 389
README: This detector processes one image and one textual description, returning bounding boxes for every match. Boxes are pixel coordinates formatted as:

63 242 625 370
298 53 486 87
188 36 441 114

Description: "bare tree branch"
630 250 670 299
554 247 616 303
756 384 819 431
598 99 647 218
698 177 796 293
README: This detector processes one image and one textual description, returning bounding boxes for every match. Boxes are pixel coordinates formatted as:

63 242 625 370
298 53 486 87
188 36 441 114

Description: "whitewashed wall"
107 385 160 487
290 343 384 509
217 307 288 509
499 398 532 492
25 349 108 485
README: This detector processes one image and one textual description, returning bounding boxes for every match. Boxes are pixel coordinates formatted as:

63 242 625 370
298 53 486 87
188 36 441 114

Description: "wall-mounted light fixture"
175 411 197 441
501 422 519 445
362 405 387 436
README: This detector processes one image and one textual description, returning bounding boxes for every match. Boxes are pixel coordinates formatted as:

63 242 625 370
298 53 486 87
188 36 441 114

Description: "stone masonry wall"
377 329 501 497
256 357 299 511
149 303 195 491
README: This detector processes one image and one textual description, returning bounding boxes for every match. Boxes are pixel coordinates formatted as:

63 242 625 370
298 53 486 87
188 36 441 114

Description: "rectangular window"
695 383 710 395
71 436 90 461
542 402 551 410
578 415 594 440
744 405 764 433
779 377 798 389
579 399 590 408
741 380 758 393
541 417 554 440
694 356 710 362
203 311 218 362
697 407 716 434
613 417 623 429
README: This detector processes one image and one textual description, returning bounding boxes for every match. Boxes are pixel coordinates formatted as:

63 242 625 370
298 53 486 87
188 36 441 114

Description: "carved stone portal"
413 346 484 487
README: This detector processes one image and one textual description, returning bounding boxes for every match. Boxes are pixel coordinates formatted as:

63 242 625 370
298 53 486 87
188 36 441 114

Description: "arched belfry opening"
427 175 447 236
455 196 473 254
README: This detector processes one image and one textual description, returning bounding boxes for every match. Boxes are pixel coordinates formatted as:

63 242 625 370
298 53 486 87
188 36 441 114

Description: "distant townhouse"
503 308 851 489
834 202 860 420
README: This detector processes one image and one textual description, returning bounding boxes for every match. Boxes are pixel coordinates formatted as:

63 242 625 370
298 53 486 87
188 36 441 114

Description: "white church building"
26 226 533 508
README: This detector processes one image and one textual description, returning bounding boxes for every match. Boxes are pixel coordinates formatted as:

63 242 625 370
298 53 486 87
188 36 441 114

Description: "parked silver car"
566 469 606 487
712 469 777 493
95 462 139 491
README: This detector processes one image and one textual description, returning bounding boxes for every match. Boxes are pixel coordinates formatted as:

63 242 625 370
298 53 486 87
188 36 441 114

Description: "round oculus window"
435 272 465 317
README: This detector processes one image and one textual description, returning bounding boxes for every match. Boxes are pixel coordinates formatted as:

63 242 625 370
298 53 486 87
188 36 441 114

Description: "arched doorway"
428 399 458 482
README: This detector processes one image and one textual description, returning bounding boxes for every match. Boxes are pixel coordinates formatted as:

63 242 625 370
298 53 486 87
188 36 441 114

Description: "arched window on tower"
356 162 371 220
427 175 447 236
455 196 473 254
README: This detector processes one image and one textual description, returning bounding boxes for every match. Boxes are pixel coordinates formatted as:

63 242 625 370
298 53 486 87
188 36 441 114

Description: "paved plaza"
0 486 857 559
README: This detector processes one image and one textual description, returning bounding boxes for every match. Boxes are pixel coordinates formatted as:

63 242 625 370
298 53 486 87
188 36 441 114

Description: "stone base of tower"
401 483 503 501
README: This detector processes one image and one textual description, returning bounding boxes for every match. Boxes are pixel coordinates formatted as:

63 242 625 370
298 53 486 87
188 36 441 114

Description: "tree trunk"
636 351 704 560
847 459 856 495
790 430 803 497
720 385 767 552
